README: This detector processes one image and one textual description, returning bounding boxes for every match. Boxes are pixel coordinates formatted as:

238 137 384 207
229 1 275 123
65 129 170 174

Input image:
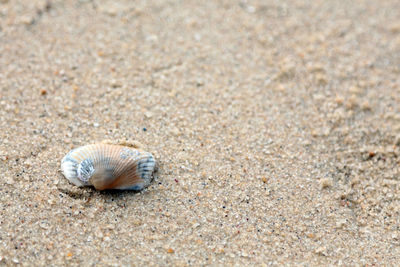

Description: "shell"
61 144 156 190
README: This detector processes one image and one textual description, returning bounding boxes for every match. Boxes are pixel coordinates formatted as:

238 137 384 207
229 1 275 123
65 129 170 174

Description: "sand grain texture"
0 0 399 265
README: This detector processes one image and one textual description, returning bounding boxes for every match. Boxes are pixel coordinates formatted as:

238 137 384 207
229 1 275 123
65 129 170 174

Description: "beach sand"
0 0 399 265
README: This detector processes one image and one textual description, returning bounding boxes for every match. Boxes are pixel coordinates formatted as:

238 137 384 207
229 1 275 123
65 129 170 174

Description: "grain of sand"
0 0 399 265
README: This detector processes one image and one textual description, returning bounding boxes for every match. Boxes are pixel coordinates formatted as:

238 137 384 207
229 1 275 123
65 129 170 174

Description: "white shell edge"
61 155 87 187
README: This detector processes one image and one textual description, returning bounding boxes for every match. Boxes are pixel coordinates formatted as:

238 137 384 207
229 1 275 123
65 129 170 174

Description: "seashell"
61 144 156 190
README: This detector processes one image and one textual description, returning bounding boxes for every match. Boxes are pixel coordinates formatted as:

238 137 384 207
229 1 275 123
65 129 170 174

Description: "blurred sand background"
0 0 399 265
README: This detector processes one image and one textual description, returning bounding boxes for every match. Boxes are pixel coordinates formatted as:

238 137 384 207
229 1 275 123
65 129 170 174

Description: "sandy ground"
0 0 399 265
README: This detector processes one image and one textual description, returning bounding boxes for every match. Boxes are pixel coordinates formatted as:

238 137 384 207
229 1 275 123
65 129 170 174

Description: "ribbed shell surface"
61 144 156 190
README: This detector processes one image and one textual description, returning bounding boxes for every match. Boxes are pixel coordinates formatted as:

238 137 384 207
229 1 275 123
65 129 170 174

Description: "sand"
0 0 399 265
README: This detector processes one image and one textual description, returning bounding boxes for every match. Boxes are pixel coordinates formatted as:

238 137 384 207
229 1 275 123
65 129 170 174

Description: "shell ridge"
92 144 101 170
69 148 81 162
88 144 108 189
122 161 140 182
97 143 111 174
107 145 117 180
109 145 122 182
111 145 126 181
79 145 92 165
93 145 124 189
80 145 93 180
98 143 106 170
133 153 154 182
68 146 87 183
138 154 155 181
81 145 98 183
61 153 81 185
115 146 128 178
138 161 155 176
112 148 146 188
81 146 91 163
112 168 141 189
94 144 101 166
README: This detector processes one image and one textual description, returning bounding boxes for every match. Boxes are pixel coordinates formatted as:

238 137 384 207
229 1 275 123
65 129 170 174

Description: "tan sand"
0 0 399 265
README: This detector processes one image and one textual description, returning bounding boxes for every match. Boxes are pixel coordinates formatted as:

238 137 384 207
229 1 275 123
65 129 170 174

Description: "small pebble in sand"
320 178 333 189
61 144 156 190
395 134 400 146
335 96 344 105
349 86 362 95
336 219 347 229
307 233 316 239
361 101 371 111
315 246 327 256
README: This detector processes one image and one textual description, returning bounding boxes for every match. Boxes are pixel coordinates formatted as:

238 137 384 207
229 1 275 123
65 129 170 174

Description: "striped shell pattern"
61 144 156 190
